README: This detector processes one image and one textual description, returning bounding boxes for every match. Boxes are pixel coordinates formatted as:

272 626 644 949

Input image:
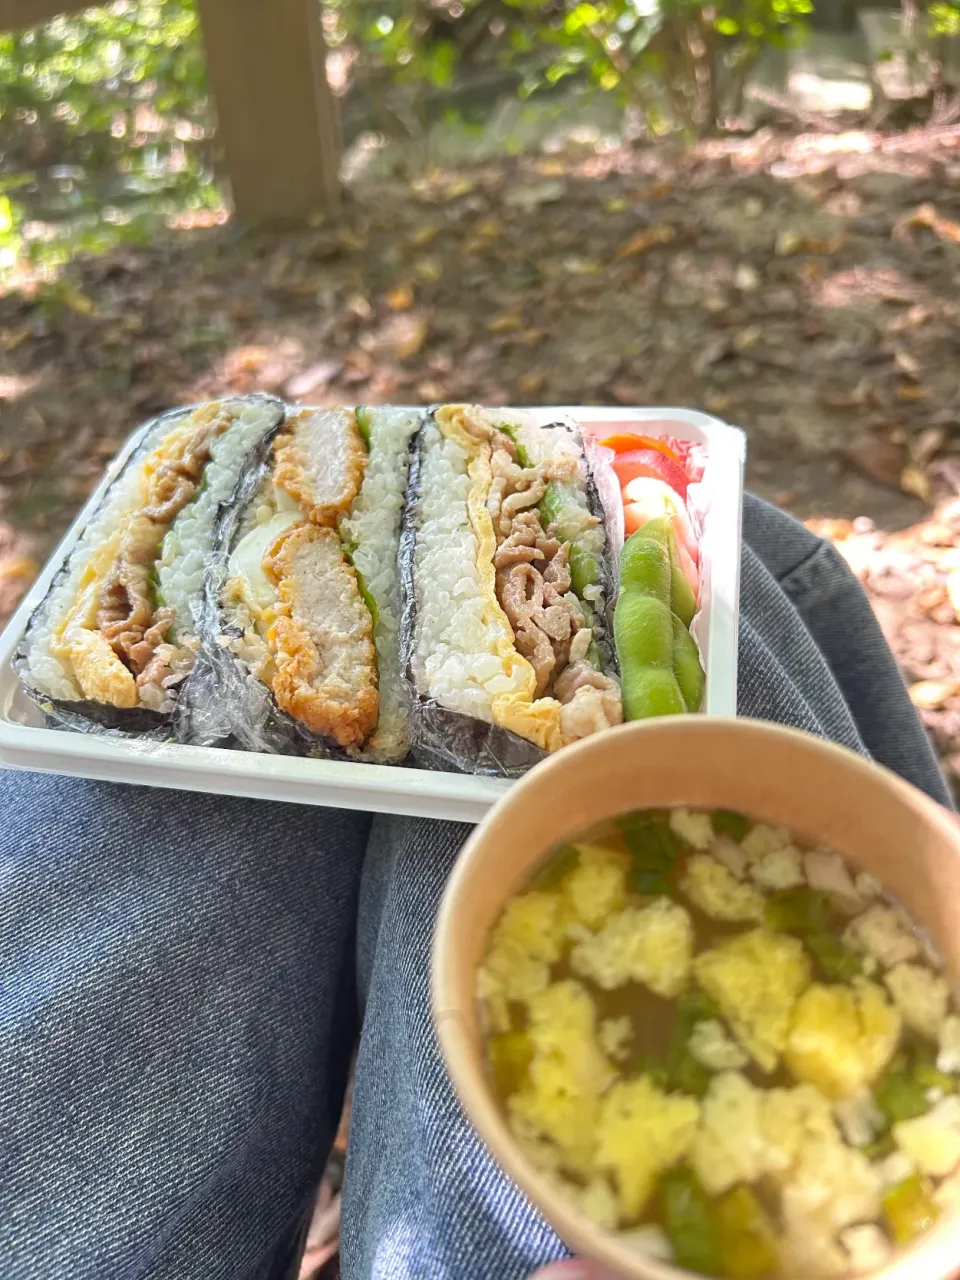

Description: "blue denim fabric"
0 495 949 1280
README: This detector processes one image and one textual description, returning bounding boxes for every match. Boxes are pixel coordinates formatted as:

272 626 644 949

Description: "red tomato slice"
598 433 682 464
613 448 689 498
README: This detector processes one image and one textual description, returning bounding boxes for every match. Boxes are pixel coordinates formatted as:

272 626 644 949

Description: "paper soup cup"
432 717 960 1280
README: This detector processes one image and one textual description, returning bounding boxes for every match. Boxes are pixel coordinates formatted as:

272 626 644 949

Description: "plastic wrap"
187 432 345 758
398 410 622 778
190 405 421 761
14 395 285 740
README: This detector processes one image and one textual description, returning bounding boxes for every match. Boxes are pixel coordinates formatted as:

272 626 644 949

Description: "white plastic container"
0 407 745 821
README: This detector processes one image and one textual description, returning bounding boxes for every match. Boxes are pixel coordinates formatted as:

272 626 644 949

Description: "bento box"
0 404 745 821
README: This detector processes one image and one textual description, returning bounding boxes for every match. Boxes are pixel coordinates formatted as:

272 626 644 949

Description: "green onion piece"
912 1043 958 1095
619 810 678 896
863 1132 897 1160
666 993 720 1097
529 844 581 891
764 888 834 937
497 421 532 469
711 1186 779 1279
875 1066 930 1126
712 809 750 842
635 1054 670 1090
569 542 600 598
487 1031 533 1099
660 1167 722 1276
353 565 379 632
668 1052 712 1098
677 991 720 1024
882 1174 939 1245
355 405 372 447
806 932 863 981
147 561 164 611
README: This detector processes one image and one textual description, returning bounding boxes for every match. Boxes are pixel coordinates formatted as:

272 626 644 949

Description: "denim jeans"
0 496 949 1280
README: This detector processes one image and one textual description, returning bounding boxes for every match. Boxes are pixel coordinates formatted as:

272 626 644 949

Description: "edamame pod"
673 614 706 712
615 519 704 721
614 593 686 719
626 516 697 626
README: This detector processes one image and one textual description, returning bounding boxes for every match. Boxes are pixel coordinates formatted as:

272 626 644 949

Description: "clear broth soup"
476 806 960 1278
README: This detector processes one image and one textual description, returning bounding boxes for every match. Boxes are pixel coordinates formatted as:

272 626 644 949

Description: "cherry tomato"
613 448 689 498
598 432 682 464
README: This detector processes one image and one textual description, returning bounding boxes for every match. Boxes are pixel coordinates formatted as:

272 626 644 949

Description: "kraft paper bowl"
432 717 960 1280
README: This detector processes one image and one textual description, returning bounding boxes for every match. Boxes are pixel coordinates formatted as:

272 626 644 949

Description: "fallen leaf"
894 349 921 378
387 284 415 311
516 328 544 348
345 294 373 321
474 218 503 239
504 181 567 210
734 325 762 353
487 311 523 334
775 230 845 257
414 257 442 283
415 379 446 401
614 225 675 260
609 381 645 405
917 584 947 612
518 371 545 396
910 679 960 710
894 203 960 245
694 334 732 375
285 358 342 399
408 222 441 248
0 555 38 581
844 431 905 487
59 285 97 315
911 426 946 466
561 256 603 275
604 197 628 214
442 176 476 200
387 314 429 361
337 228 366 252
900 464 931 502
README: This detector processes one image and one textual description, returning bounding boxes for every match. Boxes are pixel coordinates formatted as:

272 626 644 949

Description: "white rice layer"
24 410 192 702
158 400 281 636
411 418 528 722
340 407 420 761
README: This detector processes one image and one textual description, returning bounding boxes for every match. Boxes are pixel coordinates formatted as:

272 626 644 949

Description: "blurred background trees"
1 0 959 280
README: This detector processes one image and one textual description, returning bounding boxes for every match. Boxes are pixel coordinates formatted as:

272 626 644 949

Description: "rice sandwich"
18 397 284 731
400 404 623 771
216 405 419 761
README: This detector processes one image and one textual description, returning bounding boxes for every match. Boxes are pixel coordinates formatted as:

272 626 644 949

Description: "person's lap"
0 496 948 1279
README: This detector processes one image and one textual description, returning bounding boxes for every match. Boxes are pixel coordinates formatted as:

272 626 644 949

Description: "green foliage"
930 0 960 37
501 0 812 134
327 0 810 141
0 0 218 277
